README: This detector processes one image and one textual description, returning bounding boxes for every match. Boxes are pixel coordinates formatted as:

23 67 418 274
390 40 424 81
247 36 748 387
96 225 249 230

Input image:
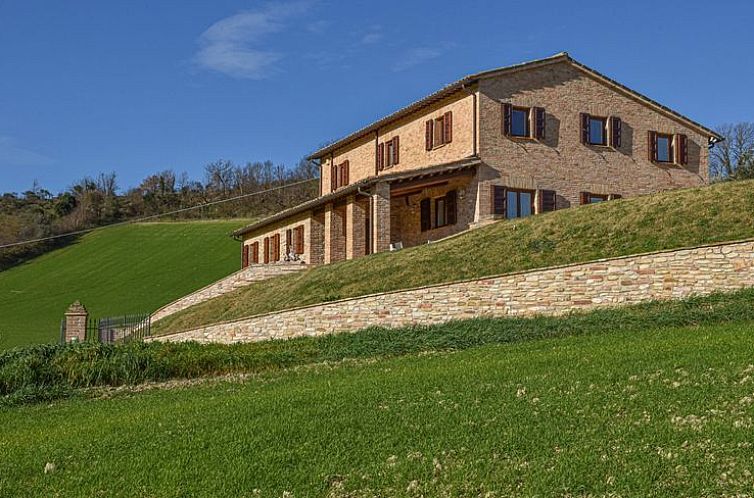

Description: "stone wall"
151 262 309 323
152 239 754 344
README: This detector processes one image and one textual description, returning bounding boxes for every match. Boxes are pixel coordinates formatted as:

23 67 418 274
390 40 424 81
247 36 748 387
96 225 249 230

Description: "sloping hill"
0 220 247 349
154 179 754 335
3 299 754 495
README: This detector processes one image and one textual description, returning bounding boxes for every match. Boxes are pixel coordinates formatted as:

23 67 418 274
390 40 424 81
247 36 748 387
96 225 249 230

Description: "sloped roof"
233 157 481 237
307 52 721 160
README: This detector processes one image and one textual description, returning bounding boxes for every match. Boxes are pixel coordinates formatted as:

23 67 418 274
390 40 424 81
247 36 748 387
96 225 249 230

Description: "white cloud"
194 2 310 79
392 47 444 72
0 136 54 167
360 26 383 45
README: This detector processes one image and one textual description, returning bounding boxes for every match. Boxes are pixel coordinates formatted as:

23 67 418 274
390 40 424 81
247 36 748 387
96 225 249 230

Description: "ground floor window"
506 188 534 219
580 192 608 205
421 190 458 231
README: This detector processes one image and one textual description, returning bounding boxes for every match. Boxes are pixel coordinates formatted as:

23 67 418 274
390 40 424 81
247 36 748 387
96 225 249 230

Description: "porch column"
324 202 346 264
371 181 391 254
346 195 367 260
64 301 88 342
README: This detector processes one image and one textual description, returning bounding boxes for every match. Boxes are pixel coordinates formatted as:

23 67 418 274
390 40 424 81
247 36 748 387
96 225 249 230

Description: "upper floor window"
425 111 453 150
581 113 622 147
648 131 688 165
330 160 350 191
502 104 545 139
378 136 400 171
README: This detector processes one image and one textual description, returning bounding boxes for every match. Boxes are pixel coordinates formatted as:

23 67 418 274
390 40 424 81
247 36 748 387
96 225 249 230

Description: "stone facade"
150 262 308 323
235 54 718 268
152 239 754 344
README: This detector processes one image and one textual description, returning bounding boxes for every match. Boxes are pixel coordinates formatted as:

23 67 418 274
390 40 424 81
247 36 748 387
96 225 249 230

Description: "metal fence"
60 313 151 344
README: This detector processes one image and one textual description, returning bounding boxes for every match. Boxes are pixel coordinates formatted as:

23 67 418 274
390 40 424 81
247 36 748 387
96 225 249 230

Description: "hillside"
154 179 754 336
0 220 247 349
3 294 754 495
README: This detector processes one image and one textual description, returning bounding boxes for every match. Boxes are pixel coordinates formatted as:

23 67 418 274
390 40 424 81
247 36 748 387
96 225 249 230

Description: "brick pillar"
346 195 367 260
324 203 346 264
64 301 88 342
309 211 325 265
371 181 391 254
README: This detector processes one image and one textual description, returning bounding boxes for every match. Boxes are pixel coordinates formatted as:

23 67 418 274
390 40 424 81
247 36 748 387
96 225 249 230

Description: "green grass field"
154 179 754 336
0 221 247 349
2 316 754 496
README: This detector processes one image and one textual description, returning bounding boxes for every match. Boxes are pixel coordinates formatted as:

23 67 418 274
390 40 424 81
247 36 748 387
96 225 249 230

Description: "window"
511 107 530 137
242 244 249 268
294 225 304 255
263 237 270 264
588 116 607 145
251 242 259 264
331 160 350 190
425 112 453 150
421 190 457 231
378 137 399 170
435 197 446 227
656 134 672 162
579 192 613 205
506 189 534 219
272 233 281 262
285 229 292 255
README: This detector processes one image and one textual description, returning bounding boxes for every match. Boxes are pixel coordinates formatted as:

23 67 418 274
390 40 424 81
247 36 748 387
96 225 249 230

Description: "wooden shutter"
502 103 512 136
251 242 259 264
540 190 556 212
491 185 506 215
393 136 400 165
443 111 453 144
295 225 304 254
609 193 622 200
420 198 431 232
286 229 292 255
648 131 658 162
579 192 590 205
676 134 688 165
242 244 249 268
377 142 384 171
331 164 338 191
610 117 622 148
263 237 270 264
580 113 590 145
446 190 457 225
343 160 350 185
534 107 546 140
273 234 280 262
425 120 434 150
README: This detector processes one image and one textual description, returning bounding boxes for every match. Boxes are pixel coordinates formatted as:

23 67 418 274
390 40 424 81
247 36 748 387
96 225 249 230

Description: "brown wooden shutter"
446 190 457 225
609 193 622 200
251 242 259 263
295 225 304 254
377 142 385 171
610 117 622 148
343 160 350 185
443 111 453 144
491 185 506 215
285 229 292 255
331 164 337 191
242 244 249 268
579 192 590 205
425 120 434 150
540 190 556 212
676 134 688 165
534 107 546 140
502 103 512 136
420 198 431 232
393 136 400 164
273 234 280 262
580 113 590 145
648 131 658 162
263 237 270 264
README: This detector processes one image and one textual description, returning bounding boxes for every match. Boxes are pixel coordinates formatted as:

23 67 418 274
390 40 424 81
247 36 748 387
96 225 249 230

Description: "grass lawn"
0 220 247 349
2 319 754 496
154 179 754 336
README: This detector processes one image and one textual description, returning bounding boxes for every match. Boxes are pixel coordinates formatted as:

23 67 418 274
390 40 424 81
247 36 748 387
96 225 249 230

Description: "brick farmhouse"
233 52 722 267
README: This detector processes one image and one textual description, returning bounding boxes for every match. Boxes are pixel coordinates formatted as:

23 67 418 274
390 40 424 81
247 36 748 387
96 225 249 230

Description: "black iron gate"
60 313 151 344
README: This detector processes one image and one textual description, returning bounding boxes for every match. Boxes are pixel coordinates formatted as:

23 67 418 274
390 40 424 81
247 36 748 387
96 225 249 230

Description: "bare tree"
710 122 754 180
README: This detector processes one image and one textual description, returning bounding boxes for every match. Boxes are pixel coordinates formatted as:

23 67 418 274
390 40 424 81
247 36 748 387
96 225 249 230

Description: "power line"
0 178 318 250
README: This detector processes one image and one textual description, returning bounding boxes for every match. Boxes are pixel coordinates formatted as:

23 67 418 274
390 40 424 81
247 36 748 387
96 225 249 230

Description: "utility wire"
0 178 318 250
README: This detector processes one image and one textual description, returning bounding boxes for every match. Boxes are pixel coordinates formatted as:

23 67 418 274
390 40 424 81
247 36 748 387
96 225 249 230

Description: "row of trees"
0 158 319 270
710 122 754 181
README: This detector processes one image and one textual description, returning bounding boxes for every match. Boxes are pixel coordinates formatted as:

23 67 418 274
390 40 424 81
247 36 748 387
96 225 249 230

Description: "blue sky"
1 0 752 194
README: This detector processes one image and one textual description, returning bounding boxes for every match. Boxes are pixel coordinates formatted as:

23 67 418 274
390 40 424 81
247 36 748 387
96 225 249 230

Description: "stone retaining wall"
151 262 308 322
153 239 754 344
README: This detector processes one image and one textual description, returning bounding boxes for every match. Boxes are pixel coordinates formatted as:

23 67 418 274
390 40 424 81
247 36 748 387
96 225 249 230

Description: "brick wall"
152 239 754 344
243 211 314 264
476 61 708 219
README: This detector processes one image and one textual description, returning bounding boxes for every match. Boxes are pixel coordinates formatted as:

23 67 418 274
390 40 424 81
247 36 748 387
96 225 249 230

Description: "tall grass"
3 288 754 406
